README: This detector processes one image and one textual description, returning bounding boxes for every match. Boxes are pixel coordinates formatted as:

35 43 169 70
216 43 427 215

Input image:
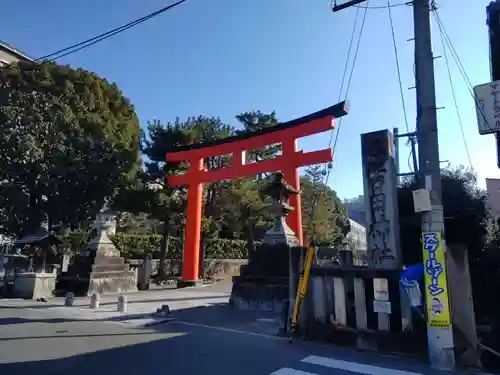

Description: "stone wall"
128 258 247 280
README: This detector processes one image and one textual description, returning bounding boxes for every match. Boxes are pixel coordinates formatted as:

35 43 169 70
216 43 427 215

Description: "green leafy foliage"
0 61 140 236
112 110 351 258
109 233 251 259
301 165 350 246
398 166 488 266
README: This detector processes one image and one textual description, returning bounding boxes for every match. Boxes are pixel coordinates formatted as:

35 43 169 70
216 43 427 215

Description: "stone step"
92 264 129 273
94 256 125 265
89 270 136 278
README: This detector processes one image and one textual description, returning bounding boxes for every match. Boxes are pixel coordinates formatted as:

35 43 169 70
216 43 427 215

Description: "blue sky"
0 0 494 199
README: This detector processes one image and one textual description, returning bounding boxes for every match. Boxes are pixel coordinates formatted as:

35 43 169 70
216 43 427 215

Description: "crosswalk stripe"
270 368 318 375
301 356 423 375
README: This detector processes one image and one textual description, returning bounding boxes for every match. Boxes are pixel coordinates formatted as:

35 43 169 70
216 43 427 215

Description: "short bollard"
90 293 100 309
117 295 127 312
64 292 75 307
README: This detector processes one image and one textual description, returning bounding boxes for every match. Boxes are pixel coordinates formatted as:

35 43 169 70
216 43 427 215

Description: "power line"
330 0 370 155
36 0 187 62
355 1 409 9
432 8 493 132
306 1 370 244
436 15 473 169
432 9 473 92
386 0 416 174
387 0 410 132
330 0 408 9
324 4 362 153
324 2 369 189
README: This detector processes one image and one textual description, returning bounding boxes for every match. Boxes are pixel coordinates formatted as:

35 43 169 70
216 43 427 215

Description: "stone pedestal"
12 272 56 300
230 173 303 314
86 230 137 296
230 243 304 313
60 229 137 296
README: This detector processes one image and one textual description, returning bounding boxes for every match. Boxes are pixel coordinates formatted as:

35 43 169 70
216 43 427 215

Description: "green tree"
398 165 488 266
215 110 283 244
301 165 350 246
113 119 194 279
189 116 235 240
221 178 272 257
235 111 281 179
0 61 140 236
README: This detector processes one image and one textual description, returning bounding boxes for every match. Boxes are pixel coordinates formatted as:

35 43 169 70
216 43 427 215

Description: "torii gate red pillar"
166 102 348 285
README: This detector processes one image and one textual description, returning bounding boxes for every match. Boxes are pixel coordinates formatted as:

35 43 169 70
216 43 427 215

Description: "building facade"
347 218 367 251
486 178 500 229
0 41 33 66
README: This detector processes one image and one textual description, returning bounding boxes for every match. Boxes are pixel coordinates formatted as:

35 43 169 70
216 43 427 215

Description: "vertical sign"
422 232 451 329
361 129 402 269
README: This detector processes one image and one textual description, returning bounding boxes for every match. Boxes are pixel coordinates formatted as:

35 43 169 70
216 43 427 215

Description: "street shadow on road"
159 302 286 337
0 302 249 330
0 294 228 310
0 332 195 375
0 311 179 328
0 303 454 375
0 330 164 342
1 302 282 331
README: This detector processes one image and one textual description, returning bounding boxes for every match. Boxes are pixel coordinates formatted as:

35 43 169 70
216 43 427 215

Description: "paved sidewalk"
0 286 230 327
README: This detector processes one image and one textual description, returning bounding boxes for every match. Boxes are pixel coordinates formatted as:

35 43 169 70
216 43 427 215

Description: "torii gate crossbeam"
166 101 349 285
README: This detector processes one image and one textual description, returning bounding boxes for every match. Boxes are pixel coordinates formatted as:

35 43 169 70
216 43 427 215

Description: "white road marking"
301 355 424 375
172 320 284 340
270 368 318 375
257 318 277 323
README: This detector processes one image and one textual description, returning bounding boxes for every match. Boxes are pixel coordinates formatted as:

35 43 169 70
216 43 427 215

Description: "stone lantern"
260 172 299 247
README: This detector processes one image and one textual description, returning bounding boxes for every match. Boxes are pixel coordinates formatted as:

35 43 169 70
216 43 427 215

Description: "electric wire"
306 1 370 246
436 15 474 170
432 9 474 95
36 0 187 62
324 5 362 152
331 2 370 155
387 0 416 173
387 0 410 133
432 7 493 132
330 0 408 9
355 2 410 9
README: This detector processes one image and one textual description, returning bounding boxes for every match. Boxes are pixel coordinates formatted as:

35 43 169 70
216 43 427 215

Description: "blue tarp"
401 263 424 282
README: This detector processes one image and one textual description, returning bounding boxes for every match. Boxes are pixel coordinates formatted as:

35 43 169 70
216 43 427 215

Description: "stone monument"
58 209 137 296
85 226 137 296
229 173 304 313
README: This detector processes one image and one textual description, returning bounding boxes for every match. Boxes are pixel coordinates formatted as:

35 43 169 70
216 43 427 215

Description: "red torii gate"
166 101 349 285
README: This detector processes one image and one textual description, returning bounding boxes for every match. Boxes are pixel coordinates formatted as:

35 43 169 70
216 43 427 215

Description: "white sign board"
474 80 500 135
373 300 392 314
373 278 389 301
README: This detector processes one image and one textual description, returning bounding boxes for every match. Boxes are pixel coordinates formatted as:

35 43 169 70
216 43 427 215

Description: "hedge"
61 232 250 260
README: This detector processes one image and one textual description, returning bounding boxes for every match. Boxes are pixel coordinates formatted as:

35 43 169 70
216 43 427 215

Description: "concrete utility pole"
333 0 455 369
413 0 455 370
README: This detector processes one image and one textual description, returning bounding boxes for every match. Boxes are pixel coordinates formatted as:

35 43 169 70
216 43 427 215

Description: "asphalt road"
0 302 461 375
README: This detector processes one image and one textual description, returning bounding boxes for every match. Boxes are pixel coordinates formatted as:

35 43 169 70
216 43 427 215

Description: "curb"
142 317 179 327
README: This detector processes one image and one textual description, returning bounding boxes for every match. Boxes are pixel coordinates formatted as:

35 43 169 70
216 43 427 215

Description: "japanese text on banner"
422 232 451 329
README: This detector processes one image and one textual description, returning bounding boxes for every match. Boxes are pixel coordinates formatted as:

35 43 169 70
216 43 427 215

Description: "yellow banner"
422 232 451 329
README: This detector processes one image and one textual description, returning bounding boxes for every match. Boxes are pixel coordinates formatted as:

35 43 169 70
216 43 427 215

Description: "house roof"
13 228 62 248
0 40 34 62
